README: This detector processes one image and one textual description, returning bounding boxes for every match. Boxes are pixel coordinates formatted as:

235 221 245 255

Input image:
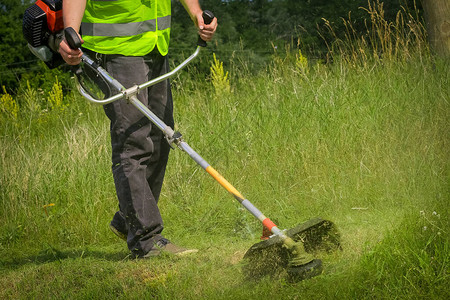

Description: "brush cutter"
24 5 341 281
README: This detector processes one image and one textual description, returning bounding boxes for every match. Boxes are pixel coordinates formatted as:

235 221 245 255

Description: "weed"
0 86 19 120
210 53 231 96
295 48 309 75
23 80 42 114
47 76 65 111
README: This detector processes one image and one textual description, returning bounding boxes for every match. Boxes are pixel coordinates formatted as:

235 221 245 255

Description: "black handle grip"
203 10 214 25
64 27 82 49
197 10 215 47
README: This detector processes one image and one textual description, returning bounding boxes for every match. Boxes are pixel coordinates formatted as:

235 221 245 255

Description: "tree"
422 0 450 57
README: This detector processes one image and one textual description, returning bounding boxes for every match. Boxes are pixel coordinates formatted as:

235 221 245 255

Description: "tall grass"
1 2 448 298
320 0 428 65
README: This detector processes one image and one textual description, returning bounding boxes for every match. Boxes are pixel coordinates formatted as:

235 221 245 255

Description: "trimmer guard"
243 218 341 279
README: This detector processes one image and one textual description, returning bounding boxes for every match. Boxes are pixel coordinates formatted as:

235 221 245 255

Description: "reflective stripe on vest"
81 16 171 37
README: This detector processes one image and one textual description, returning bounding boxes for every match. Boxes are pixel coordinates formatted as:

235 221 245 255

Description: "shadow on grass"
0 244 131 270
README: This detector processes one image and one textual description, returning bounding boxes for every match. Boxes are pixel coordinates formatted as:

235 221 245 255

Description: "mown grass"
1 4 449 298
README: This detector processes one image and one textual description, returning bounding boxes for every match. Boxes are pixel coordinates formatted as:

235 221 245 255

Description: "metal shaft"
76 46 289 243
176 140 286 239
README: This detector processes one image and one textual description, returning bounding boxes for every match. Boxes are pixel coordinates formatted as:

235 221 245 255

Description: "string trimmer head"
243 218 341 282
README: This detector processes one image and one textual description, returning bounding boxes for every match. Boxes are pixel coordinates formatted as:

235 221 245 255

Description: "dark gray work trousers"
93 50 174 257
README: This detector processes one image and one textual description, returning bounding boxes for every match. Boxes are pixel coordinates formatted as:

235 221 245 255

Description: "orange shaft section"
262 218 277 231
205 166 245 201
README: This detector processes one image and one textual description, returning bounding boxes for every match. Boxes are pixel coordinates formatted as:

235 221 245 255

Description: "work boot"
109 223 127 241
109 211 127 241
143 238 198 257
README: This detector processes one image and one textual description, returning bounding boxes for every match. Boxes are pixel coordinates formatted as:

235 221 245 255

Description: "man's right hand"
58 38 84 65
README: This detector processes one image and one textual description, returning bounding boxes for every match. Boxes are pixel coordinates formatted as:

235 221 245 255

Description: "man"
59 0 217 258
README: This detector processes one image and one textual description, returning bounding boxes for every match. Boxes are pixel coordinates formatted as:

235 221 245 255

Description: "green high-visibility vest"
81 0 171 56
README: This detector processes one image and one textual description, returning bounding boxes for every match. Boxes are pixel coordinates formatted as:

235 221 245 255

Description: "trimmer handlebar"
67 10 215 104
77 47 202 105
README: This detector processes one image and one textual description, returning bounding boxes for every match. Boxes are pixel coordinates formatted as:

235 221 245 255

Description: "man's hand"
180 1 217 42
194 12 217 42
60 0 86 65
58 37 84 65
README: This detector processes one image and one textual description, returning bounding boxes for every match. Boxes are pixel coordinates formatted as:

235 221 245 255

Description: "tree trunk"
422 0 450 57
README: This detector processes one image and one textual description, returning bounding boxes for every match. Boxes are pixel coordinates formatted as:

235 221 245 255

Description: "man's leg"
144 51 174 207
103 52 173 257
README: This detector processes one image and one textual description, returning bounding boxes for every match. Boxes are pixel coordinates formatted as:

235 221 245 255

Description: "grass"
0 53 448 299
1 4 449 298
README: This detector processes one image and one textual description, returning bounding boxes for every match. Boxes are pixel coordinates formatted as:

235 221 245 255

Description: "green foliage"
1 0 424 92
0 0 36 89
